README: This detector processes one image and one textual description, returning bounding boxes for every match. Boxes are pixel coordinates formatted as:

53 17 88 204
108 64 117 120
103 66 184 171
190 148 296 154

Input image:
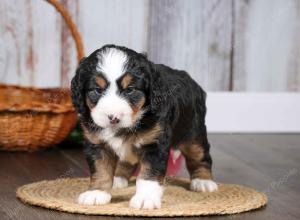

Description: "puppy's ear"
146 63 163 113
71 57 88 117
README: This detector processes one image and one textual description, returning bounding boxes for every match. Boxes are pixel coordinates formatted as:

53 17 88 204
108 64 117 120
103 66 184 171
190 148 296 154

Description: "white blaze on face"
91 48 133 128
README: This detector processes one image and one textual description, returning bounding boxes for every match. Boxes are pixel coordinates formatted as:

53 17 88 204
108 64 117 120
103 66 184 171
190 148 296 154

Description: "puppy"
71 45 218 209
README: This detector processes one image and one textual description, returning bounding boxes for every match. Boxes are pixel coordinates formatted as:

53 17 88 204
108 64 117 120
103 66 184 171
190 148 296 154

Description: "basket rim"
0 84 76 113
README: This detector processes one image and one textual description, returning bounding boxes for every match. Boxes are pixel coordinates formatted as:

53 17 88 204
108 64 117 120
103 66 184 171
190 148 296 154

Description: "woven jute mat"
16 177 267 217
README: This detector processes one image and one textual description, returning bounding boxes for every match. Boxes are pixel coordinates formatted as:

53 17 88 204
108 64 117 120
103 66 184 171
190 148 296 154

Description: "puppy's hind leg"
179 138 218 192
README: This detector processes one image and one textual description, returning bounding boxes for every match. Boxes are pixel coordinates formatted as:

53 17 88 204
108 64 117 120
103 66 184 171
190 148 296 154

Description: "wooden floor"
0 134 299 220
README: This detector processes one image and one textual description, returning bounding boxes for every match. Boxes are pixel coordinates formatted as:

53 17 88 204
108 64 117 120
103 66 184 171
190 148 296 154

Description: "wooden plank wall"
0 0 62 87
233 0 300 91
0 0 300 91
148 0 232 91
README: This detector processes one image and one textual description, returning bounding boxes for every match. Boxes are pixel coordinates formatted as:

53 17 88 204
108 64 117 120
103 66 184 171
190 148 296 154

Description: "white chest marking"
98 128 129 160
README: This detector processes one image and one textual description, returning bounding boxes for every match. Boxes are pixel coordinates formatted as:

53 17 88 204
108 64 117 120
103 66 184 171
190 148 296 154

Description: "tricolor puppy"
71 45 218 209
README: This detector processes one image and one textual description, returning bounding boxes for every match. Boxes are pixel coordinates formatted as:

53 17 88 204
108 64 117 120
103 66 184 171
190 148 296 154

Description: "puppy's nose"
108 114 120 124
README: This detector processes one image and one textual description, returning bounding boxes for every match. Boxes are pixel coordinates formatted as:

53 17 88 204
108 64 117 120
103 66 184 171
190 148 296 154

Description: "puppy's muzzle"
108 114 120 124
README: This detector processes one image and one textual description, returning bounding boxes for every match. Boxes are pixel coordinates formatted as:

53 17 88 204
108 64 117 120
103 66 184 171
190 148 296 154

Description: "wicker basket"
0 0 84 151
0 85 77 151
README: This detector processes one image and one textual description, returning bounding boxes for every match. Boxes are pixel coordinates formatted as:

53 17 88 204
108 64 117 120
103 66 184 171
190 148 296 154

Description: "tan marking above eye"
95 76 107 89
121 74 133 89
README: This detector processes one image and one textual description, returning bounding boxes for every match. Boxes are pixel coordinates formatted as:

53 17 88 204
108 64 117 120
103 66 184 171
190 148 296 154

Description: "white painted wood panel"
0 0 34 86
60 0 80 88
206 93 300 133
78 0 149 56
1 0 300 93
148 0 233 91
0 0 61 88
233 0 300 91
31 0 61 87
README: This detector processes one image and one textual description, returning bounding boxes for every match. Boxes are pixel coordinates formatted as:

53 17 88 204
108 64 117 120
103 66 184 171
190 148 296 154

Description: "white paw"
130 193 161 209
190 179 218 192
129 179 163 210
77 190 111 205
113 176 128 189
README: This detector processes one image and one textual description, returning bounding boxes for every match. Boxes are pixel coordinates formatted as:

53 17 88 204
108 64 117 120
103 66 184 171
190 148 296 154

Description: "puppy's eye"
87 88 102 101
93 88 102 95
126 87 135 94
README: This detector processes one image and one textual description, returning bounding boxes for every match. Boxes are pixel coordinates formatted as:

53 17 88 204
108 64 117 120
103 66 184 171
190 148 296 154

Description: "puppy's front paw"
112 176 128 189
190 179 218 192
77 190 111 205
130 193 161 209
129 179 163 210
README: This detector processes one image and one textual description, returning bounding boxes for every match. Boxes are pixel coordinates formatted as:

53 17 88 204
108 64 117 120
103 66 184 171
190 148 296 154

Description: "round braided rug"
16 177 267 217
